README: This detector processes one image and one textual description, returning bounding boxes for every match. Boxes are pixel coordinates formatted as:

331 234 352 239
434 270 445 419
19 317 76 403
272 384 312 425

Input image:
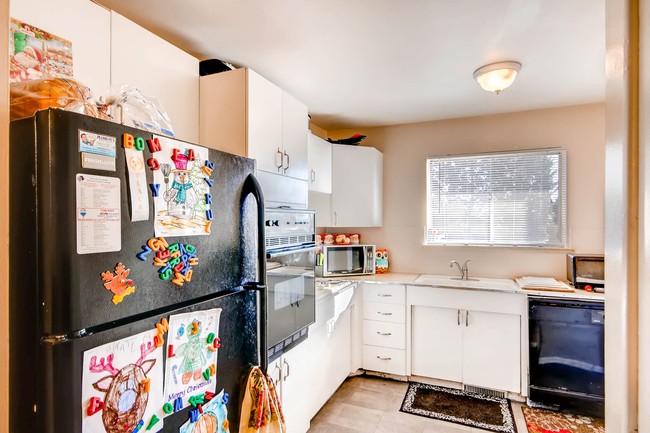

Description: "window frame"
425 148 568 248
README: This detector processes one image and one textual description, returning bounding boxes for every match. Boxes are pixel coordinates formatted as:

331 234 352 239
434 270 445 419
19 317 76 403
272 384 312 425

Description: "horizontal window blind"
426 149 567 247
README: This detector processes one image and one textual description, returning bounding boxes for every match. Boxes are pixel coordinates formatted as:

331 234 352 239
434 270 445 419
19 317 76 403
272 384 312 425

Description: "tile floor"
307 375 529 433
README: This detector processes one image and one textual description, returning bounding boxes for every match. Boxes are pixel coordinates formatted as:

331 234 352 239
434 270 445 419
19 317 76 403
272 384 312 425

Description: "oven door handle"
266 244 318 259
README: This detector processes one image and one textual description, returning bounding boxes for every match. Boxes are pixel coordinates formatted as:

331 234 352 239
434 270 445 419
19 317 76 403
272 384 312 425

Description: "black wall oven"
528 297 604 417
265 209 316 362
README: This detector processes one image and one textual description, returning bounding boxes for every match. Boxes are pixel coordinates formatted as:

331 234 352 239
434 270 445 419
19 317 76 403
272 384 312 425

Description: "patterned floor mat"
522 406 604 433
400 382 517 433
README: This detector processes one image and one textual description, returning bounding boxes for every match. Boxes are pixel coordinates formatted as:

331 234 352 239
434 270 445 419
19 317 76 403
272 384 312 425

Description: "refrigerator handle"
240 174 269 375
241 173 266 287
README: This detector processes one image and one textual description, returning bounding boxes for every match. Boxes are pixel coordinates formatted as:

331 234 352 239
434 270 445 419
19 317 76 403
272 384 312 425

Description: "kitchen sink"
413 274 520 291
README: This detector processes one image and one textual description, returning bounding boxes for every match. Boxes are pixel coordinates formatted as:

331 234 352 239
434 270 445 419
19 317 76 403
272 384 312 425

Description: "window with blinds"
426 149 567 247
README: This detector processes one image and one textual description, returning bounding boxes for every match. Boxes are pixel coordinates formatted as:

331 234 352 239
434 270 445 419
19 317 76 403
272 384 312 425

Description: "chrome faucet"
450 260 472 280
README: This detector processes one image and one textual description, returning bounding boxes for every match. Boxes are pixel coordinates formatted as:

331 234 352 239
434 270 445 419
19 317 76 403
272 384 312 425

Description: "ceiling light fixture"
473 61 522 95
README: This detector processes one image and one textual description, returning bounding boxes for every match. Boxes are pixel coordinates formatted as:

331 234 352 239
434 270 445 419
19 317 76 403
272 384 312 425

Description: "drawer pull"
377 312 393 316
376 356 392 361
378 294 392 297
376 332 392 336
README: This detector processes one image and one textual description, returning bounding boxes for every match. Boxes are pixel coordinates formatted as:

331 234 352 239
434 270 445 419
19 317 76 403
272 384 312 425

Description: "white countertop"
325 272 605 302
341 273 420 283
315 279 357 302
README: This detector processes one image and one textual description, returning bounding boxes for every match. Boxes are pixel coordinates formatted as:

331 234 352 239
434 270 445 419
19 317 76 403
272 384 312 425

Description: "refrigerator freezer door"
10 110 257 336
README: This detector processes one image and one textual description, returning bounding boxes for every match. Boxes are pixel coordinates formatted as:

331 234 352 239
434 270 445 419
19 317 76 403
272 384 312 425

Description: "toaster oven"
566 254 604 291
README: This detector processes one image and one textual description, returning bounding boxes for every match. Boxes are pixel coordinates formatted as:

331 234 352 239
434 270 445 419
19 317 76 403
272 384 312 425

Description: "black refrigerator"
9 109 267 433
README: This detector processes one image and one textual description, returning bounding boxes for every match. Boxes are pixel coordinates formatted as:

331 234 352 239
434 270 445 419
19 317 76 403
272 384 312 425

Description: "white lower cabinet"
310 308 352 412
268 338 315 433
272 280 526 428
361 283 407 376
362 345 407 376
269 289 354 433
409 285 524 394
363 301 406 323
412 306 463 382
363 321 406 349
462 310 520 392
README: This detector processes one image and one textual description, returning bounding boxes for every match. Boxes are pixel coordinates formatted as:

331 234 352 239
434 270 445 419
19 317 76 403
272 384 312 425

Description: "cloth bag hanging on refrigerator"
239 366 286 433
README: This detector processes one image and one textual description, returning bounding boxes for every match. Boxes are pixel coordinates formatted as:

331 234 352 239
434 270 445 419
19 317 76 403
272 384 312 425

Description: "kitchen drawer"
362 345 406 376
363 320 405 349
363 284 405 305
363 302 405 323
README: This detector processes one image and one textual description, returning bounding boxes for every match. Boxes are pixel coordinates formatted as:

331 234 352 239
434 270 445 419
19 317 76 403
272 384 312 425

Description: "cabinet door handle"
311 169 316 182
273 364 282 387
465 310 469 327
283 151 290 173
282 359 290 380
275 148 283 170
376 356 392 361
377 312 393 316
376 331 392 336
334 211 338 225
378 294 392 297
457 309 461 326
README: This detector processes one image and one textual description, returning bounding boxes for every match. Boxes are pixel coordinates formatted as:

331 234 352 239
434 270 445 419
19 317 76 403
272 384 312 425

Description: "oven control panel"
265 209 315 237
265 208 315 249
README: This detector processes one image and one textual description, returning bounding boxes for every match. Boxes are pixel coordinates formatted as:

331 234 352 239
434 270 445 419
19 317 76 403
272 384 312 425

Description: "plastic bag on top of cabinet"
105 85 175 137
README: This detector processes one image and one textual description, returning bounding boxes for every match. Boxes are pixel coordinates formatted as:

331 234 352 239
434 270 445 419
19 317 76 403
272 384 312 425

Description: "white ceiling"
94 0 605 131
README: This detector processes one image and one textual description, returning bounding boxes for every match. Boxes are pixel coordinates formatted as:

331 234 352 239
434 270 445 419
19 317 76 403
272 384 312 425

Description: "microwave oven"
317 244 376 277
566 254 604 290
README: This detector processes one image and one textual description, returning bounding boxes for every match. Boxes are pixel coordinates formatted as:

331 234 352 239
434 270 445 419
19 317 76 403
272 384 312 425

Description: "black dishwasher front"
528 297 604 417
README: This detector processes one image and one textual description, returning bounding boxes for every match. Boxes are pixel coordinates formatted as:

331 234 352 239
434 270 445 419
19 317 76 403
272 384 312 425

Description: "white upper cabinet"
200 68 309 181
200 68 309 207
247 69 284 173
281 92 309 180
331 144 383 227
111 12 199 143
247 69 308 181
308 133 332 193
10 0 111 98
11 2 199 142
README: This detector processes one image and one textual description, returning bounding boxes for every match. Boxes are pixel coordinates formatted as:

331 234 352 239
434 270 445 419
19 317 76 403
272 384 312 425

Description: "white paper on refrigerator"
81 328 164 433
76 174 121 254
163 308 222 412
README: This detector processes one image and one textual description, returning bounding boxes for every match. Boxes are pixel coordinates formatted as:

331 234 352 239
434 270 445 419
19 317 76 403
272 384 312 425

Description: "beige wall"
329 103 605 279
